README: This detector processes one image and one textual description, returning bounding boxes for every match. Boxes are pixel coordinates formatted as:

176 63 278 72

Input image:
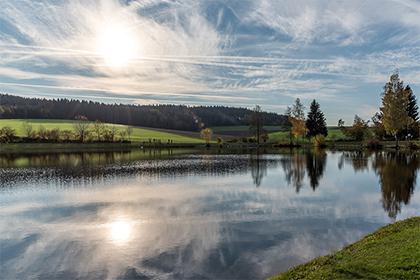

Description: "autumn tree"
289 98 307 143
380 73 411 148
371 112 386 140
200 128 213 146
306 99 328 138
285 106 293 144
345 115 369 141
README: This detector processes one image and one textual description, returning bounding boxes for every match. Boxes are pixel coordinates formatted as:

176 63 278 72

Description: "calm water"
1 149 419 280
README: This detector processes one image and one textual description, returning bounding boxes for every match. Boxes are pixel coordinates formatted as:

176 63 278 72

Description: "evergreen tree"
404 85 419 139
406 85 419 122
306 100 328 138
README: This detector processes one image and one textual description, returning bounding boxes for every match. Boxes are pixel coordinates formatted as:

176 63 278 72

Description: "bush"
366 139 383 149
408 142 419 150
47 128 60 142
61 130 74 141
0 126 16 143
313 135 326 147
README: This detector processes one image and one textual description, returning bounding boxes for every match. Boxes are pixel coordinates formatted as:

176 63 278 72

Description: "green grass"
211 125 283 133
269 128 349 143
210 125 349 142
270 217 420 280
0 119 204 143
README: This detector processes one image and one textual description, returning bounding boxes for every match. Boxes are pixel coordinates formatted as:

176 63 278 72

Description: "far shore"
1 140 420 154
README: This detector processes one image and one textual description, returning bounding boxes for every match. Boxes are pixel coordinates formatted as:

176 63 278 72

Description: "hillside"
0 119 204 143
0 94 287 131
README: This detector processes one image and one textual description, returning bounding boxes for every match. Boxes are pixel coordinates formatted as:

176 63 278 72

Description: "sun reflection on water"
108 219 133 245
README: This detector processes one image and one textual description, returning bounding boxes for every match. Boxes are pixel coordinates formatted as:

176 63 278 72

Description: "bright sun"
95 22 139 68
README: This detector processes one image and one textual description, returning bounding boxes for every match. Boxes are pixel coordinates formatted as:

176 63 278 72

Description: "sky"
1 0 420 124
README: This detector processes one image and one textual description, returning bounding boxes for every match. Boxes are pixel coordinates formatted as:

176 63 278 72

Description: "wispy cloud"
0 0 420 123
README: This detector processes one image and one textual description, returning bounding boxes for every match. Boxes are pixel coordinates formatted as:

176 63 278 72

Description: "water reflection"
306 149 327 191
108 219 134 245
250 151 268 187
0 149 419 279
372 152 418 219
279 149 327 192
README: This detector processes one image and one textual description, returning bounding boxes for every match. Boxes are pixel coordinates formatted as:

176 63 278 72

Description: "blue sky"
1 0 420 124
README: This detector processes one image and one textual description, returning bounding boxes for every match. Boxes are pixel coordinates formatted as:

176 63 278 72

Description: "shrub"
366 138 383 149
61 130 74 141
0 126 16 143
408 142 419 150
47 128 60 142
261 134 269 143
312 135 326 148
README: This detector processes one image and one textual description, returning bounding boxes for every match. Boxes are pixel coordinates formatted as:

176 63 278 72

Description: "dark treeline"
0 94 287 131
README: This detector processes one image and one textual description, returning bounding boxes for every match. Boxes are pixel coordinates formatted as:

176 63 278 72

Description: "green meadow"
0 119 204 143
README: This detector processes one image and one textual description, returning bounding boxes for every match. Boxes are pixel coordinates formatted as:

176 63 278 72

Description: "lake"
1 149 419 279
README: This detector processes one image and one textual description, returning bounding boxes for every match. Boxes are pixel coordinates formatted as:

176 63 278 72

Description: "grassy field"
211 125 283 133
271 217 420 280
210 125 348 142
0 119 204 143
269 127 349 143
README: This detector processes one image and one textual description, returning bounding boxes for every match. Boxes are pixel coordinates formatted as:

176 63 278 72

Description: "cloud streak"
0 0 420 123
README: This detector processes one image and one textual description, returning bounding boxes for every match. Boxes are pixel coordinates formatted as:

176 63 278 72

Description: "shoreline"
1 140 419 154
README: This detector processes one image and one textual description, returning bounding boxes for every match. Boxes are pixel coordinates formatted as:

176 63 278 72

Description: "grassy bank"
0 119 204 143
270 217 420 280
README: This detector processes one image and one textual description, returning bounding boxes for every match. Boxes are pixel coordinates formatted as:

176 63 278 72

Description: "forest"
0 94 287 131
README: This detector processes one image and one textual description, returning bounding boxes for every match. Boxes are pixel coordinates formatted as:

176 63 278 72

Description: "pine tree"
406 85 419 122
306 99 328 138
404 85 419 139
380 73 411 147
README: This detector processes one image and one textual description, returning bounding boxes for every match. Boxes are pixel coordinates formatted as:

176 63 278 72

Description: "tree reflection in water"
280 149 327 192
305 149 327 191
372 152 418 219
250 151 268 187
337 150 418 219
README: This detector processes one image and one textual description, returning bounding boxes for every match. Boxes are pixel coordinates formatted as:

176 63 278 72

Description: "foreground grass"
0 119 204 143
271 217 420 280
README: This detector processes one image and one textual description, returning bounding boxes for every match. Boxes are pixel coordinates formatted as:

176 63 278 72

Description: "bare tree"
200 128 213 146
92 120 105 141
249 105 263 145
126 126 133 141
22 122 34 138
73 115 90 142
119 129 127 142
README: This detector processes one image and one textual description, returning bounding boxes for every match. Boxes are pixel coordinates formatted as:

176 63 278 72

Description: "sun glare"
109 219 133 245
95 22 139 68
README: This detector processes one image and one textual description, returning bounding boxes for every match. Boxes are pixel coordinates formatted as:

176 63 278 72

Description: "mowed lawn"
0 119 204 143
